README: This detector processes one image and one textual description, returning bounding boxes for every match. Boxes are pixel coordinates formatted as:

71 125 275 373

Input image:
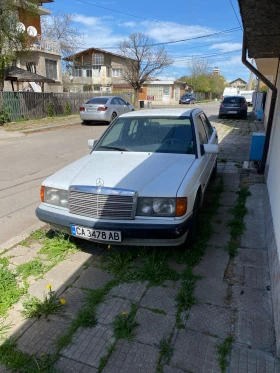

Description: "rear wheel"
82 120 91 125
111 112 117 122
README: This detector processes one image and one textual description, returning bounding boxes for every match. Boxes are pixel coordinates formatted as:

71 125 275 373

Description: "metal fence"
0 91 134 122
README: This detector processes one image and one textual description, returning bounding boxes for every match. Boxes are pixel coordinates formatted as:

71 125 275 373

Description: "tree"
41 10 84 60
118 33 173 107
0 0 36 91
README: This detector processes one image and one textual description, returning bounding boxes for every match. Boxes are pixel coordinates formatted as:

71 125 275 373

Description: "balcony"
29 36 61 54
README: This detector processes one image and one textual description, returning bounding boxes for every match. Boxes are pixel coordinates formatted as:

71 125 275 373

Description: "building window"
26 62 36 74
45 59 57 80
84 66 92 77
73 66 82 77
92 66 101 77
93 53 103 65
112 69 122 77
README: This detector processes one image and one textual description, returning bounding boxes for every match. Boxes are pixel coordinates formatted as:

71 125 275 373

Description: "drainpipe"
242 34 278 174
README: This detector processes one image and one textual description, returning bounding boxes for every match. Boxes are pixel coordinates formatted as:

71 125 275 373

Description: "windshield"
95 116 195 154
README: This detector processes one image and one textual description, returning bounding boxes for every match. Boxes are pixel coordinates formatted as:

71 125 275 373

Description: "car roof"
119 108 202 118
88 96 120 99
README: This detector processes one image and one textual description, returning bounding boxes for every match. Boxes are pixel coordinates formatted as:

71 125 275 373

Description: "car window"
118 98 126 105
86 97 108 105
195 116 208 144
200 113 213 139
223 97 246 104
95 116 195 154
111 98 119 105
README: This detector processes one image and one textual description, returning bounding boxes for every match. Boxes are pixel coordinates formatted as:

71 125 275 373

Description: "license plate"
71 225 121 242
228 111 237 114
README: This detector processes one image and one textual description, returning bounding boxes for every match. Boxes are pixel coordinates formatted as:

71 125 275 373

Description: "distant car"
179 94 196 104
219 96 247 119
80 96 134 124
36 108 218 248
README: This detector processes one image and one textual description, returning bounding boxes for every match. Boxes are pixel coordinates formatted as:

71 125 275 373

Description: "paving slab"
140 286 178 315
96 297 131 325
102 339 160 373
68 251 95 266
56 357 98 373
16 315 71 356
73 267 114 290
45 259 85 285
207 230 231 247
61 287 88 319
28 278 63 300
193 246 229 281
219 191 238 207
108 281 148 302
185 303 234 339
229 344 280 373
223 173 240 192
194 277 229 307
134 308 175 345
235 248 268 268
232 285 273 319
235 310 275 351
169 329 221 373
61 324 114 369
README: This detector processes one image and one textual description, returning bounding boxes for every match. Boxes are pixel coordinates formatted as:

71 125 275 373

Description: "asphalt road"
0 101 221 247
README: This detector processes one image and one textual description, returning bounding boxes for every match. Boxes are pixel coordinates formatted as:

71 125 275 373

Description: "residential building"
229 78 247 90
238 0 280 357
138 79 191 105
4 0 63 93
64 48 134 93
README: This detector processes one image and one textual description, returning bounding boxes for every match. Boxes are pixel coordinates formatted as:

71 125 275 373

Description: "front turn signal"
175 198 187 217
40 186 45 202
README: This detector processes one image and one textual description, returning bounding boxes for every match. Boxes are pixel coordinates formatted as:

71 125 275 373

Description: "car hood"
44 151 195 197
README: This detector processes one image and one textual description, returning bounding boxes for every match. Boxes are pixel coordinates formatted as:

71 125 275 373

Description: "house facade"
64 48 134 94
4 0 63 93
238 0 280 357
229 78 247 90
138 80 191 105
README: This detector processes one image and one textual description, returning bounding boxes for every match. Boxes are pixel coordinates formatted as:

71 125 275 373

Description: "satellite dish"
27 26 37 37
16 22 25 33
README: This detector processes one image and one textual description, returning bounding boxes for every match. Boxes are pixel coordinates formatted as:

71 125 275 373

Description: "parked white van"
222 87 239 99
239 90 254 106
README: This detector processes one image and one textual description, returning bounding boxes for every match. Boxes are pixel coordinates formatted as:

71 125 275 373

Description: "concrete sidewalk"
0 117 279 373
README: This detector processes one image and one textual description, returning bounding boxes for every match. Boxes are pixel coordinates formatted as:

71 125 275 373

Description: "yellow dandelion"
108 245 111 249
60 298 66 305
121 312 127 316
46 284 52 289
40 353 45 357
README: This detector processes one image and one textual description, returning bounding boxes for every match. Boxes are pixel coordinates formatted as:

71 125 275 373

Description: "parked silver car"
80 96 134 124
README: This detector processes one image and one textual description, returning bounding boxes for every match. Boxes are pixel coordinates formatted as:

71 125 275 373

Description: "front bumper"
36 204 192 246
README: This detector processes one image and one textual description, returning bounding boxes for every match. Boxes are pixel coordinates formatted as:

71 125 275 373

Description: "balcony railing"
30 36 61 53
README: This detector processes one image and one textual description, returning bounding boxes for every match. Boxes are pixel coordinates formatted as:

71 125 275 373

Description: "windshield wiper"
98 145 129 151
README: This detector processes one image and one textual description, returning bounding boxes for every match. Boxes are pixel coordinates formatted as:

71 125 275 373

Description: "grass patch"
0 339 58 372
98 343 115 373
176 267 199 312
217 335 234 373
21 285 66 319
101 249 135 277
39 231 79 263
113 304 138 340
16 259 48 282
0 266 24 317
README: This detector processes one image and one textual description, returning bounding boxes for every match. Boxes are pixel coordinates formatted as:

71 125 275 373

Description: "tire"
82 120 91 125
111 112 117 122
218 114 222 119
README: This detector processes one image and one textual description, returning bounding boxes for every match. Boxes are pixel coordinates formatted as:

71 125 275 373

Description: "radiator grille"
69 189 135 219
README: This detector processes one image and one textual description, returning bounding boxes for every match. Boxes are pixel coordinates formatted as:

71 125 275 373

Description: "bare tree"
0 0 36 91
119 33 173 107
41 10 84 60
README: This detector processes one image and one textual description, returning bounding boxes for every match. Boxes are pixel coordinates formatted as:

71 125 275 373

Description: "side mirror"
88 139 98 150
203 144 219 154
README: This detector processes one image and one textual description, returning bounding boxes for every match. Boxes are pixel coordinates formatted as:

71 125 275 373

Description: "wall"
265 69 280 357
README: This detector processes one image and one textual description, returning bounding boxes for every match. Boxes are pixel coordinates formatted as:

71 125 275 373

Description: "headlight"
41 186 68 208
137 197 187 217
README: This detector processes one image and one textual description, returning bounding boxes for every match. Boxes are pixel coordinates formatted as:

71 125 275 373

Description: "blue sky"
44 0 252 83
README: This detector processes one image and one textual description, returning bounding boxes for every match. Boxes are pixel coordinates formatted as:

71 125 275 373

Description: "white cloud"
210 42 242 52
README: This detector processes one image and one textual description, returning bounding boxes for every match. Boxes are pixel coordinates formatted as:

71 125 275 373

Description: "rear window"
86 98 109 104
223 97 246 104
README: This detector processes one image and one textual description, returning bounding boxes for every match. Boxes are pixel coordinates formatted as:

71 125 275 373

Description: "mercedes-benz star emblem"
96 178 104 187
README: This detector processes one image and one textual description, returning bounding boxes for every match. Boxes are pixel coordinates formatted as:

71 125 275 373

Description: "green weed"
16 259 47 281
217 335 234 373
21 285 65 319
0 266 23 317
113 304 138 340
158 338 173 366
